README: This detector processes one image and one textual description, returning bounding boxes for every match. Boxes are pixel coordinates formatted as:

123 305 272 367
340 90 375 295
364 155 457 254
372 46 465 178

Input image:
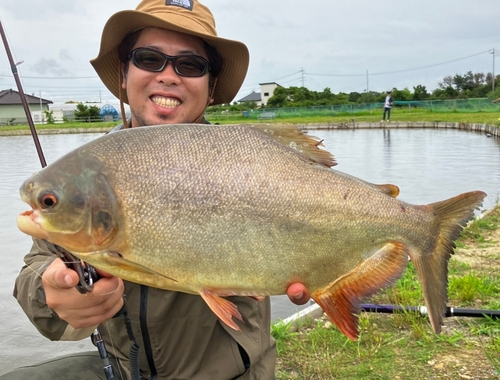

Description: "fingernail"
293 291 303 300
64 274 73 287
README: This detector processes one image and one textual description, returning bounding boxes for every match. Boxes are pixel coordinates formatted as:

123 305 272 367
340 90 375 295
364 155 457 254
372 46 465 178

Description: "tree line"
209 71 500 112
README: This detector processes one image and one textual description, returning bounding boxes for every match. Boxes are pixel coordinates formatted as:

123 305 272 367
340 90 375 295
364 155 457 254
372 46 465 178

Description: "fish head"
17 153 120 253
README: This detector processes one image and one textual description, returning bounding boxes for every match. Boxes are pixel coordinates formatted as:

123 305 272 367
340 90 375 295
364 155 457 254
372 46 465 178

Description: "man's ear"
121 62 127 89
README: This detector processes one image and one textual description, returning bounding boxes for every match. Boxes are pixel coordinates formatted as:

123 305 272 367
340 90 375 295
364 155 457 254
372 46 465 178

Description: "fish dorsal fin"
373 183 400 198
252 124 337 168
311 241 409 340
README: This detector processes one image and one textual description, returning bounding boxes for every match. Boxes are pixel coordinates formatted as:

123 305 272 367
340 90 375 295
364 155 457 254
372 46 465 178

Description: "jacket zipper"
140 285 157 380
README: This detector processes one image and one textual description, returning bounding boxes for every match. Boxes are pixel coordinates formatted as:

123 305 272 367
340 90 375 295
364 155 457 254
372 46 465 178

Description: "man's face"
122 27 213 127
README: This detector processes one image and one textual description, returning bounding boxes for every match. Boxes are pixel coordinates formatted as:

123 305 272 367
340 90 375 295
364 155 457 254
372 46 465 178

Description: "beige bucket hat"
90 0 249 105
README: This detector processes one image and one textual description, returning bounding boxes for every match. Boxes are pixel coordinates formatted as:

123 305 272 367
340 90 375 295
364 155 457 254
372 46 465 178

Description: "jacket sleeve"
13 238 95 341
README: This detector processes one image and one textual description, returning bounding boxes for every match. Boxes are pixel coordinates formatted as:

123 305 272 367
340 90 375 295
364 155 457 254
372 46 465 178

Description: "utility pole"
491 48 495 92
366 69 369 92
300 67 305 87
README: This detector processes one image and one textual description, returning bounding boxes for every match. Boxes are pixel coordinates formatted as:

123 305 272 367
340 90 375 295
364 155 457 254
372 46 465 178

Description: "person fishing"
1 0 310 379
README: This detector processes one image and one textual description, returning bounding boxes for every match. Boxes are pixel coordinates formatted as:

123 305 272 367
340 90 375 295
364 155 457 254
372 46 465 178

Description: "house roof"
238 91 261 102
0 89 53 105
259 82 282 86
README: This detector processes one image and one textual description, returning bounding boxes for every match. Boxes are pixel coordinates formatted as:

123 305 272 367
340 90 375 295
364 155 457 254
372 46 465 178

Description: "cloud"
28 57 71 76
59 49 72 61
0 0 79 20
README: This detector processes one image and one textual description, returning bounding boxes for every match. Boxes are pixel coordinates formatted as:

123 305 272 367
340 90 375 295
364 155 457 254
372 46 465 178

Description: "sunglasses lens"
175 56 209 77
133 50 165 71
131 49 209 77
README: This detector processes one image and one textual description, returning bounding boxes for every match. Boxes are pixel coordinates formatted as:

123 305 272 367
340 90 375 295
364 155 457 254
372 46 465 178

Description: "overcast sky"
0 0 499 106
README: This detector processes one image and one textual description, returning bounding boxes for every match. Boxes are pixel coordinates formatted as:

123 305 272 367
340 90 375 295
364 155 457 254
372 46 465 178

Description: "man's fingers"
287 283 310 305
43 259 80 290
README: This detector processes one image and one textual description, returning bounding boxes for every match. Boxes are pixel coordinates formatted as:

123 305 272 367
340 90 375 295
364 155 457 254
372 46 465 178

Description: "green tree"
390 88 412 101
44 110 55 124
413 85 429 100
267 87 288 107
74 103 101 121
348 92 362 103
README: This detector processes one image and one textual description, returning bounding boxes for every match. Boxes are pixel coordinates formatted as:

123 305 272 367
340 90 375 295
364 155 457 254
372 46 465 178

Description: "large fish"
17 124 485 340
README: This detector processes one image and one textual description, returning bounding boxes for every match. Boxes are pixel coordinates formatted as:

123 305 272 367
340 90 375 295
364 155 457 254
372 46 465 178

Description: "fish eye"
39 191 58 209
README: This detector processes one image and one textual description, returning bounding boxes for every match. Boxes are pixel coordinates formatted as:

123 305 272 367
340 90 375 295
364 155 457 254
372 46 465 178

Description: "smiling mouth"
151 96 181 108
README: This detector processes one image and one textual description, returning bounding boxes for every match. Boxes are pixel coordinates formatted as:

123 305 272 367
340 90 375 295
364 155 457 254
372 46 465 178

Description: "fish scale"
17 123 486 339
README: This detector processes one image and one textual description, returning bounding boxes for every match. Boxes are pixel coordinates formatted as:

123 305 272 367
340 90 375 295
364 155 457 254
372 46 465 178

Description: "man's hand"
42 258 124 329
286 283 310 305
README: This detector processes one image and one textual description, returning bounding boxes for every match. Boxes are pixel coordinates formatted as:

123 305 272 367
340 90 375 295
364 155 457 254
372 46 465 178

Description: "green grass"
206 108 500 126
0 109 498 134
0 121 117 132
274 205 500 379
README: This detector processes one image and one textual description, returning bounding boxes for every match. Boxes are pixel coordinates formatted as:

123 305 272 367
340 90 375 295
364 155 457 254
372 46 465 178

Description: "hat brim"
90 10 249 106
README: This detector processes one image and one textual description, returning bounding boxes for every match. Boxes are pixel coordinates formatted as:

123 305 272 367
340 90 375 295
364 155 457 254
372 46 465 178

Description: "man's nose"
155 61 181 84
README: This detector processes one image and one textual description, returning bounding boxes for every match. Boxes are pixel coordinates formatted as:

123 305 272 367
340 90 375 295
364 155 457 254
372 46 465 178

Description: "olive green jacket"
14 238 276 379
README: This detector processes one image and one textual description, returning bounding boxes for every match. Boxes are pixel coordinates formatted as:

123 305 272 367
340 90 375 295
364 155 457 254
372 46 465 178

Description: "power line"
305 50 492 77
0 73 98 79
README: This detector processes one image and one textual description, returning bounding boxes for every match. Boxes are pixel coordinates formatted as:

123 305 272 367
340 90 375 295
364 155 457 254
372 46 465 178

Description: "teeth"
152 96 180 108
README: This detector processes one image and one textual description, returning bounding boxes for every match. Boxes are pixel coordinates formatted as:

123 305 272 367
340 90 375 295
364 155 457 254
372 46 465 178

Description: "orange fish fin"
411 190 486 334
252 124 336 168
373 183 400 198
311 241 409 340
200 290 243 331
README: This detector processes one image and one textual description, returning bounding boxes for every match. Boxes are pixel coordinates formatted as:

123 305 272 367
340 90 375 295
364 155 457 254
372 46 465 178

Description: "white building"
237 82 282 107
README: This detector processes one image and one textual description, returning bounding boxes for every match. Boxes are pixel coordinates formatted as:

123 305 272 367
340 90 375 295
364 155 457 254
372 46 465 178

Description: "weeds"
274 205 500 379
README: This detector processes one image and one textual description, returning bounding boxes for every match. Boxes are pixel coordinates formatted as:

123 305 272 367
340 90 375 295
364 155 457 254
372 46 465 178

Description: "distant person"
382 91 393 122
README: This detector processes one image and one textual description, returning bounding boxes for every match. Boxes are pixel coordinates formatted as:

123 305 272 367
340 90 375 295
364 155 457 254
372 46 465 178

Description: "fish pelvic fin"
411 190 487 334
312 242 409 340
200 291 244 331
252 124 336 168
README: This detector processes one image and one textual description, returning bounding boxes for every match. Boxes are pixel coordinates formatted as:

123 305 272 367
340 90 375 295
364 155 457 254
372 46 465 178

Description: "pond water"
0 128 499 374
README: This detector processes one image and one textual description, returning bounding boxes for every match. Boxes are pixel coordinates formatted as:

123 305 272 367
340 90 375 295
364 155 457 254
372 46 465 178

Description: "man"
382 90 393 122
1 1 309 379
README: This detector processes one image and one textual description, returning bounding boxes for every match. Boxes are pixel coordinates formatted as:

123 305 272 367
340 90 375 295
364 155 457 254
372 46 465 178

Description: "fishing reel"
45 241 101 294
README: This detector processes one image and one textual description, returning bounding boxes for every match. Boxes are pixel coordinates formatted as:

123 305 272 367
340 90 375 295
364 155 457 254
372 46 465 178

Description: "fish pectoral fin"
311 241 409 340
104 252 177 282
200 290 243 331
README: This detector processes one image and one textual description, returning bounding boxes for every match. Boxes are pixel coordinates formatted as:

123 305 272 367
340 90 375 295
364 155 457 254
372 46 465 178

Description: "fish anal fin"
311 241 409 340
200 290 243 331
252 124 336 168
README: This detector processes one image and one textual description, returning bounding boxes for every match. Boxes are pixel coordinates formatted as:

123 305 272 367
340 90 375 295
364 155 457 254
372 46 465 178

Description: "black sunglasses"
128 47 211 77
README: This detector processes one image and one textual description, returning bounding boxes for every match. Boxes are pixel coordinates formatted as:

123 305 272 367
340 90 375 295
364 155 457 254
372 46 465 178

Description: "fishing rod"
0 20 46 167
361 304 500 319
0 19 116 380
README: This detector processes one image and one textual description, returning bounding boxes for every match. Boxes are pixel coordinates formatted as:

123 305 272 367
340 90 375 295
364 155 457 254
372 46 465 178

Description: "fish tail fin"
411 190 486 334
312 242 409 340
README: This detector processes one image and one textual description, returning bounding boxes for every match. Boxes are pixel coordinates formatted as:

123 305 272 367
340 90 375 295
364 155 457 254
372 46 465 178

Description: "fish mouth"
151 96 181 108
17 210 49 240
